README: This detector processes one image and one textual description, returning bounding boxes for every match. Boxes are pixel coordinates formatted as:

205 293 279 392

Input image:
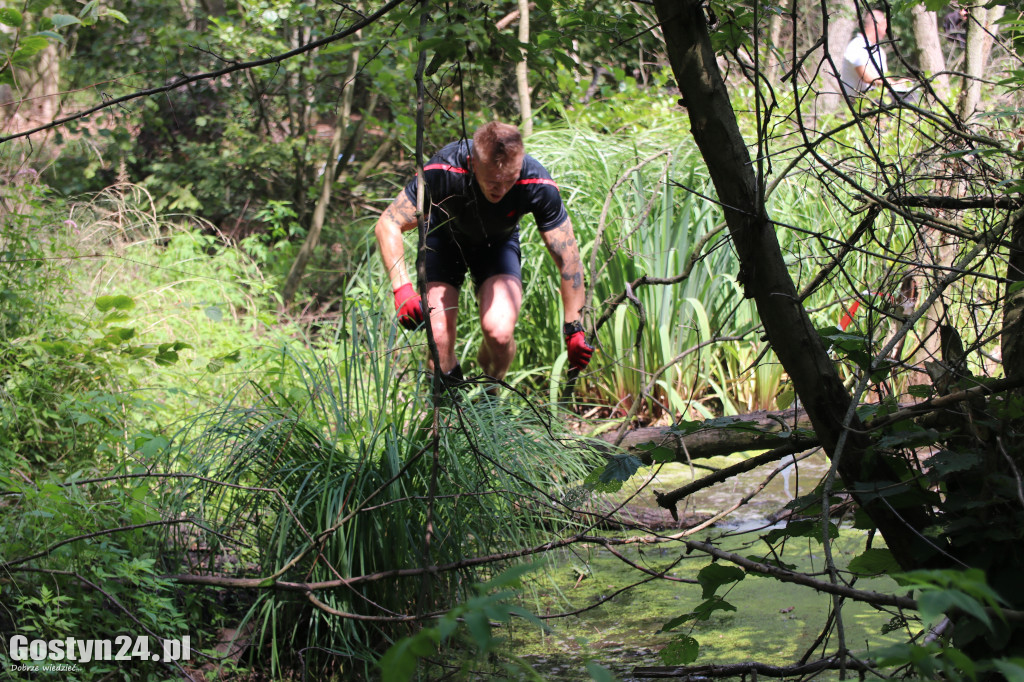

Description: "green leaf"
464 610 491 651
104 326 135 343
49 13 81 29
154 351 180 366
30 30 65 44
668 420 702 435
598 454 643 484
993 659 1024 682
95 294 135 312
696 563 745 599
907 384 933 399
585 662 616 682
377 629 439 682
659 635 699 665
102 8 128 24
918 589 992 631
847 548 900 576
11 36 50 63
745 554 797 571
0 8 23 27
663 596 737 631
764 519 839 545
636 441 676 463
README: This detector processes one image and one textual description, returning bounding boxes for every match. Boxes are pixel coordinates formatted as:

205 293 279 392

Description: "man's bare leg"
476 274 523 381
425 282 460 375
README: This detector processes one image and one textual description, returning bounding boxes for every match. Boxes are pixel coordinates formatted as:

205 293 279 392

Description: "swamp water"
484 452 905 680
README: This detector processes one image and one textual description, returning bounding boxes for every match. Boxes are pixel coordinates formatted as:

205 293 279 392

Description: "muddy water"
489 451 897 681
618 450 834 529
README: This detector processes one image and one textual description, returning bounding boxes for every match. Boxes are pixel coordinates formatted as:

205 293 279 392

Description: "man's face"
471 153 523 203
866 16 887 44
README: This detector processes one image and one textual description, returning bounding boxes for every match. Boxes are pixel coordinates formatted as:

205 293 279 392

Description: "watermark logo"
8 635 191 671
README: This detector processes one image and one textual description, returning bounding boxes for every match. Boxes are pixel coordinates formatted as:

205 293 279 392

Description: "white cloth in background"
840 34 887 96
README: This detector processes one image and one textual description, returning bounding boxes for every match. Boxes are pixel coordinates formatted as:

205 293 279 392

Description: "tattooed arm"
540 218 586 324
374 192 419 290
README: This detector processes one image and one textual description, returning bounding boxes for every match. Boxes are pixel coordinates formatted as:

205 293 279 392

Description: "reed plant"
159 295 602 678
513 125 754 421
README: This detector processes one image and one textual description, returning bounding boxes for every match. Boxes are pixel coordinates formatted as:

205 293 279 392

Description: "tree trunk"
957 5 1004 121
1003 211 1024 382
911 4 947 97
765 10 784 85
32 42 60 124
515 0 532 137
281 39 362 307
652 0 938 569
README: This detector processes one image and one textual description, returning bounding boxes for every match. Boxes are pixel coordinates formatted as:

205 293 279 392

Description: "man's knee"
481 319 516 349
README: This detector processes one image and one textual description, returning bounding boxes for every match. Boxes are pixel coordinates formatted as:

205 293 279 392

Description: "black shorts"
423 229 522 291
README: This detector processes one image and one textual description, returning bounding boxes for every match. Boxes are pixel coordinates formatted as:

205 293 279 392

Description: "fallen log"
604 407 816 464
605 375 1024 465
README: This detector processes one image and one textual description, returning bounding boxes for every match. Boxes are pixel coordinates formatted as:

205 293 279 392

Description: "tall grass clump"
160 294 602 678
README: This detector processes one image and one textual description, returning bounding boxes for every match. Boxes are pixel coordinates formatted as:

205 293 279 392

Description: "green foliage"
696 563 745 599
0 0 123 86
869 568 1023 682
583 453 644 494
376 563 545 682
847 548 901 576
659 634 700 665
0 466 189 681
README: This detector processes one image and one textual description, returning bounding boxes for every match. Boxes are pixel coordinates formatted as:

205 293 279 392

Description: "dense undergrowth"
3 76 1020 680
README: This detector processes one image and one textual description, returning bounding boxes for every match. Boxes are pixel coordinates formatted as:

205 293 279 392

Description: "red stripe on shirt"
423 163 469 174
516 178 558 188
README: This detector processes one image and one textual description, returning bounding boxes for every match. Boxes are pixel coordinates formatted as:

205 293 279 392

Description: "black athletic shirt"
403 139 568 248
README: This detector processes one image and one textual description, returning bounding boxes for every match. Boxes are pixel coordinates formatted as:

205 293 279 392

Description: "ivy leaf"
697 563 745 599
598 454 643 484
662 596 737 631
636 441 676 463
659 635 699 665
848 548 900 576
668 419 702 435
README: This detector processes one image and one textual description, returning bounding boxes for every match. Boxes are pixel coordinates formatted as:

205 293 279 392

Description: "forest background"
3 0 1024 680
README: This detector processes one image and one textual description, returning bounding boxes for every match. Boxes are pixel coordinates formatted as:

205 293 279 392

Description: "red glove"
393 283 424 330
564 321 594 371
